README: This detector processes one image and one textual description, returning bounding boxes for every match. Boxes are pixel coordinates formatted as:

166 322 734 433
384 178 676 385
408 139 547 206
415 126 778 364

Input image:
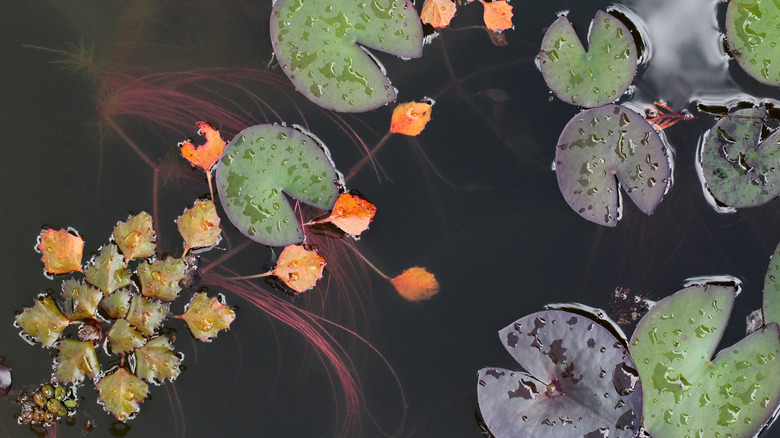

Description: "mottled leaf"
177 199 222 253
126 296 170 337
273 245 326 293
61 278 102 320
726 0 780 86
84 244 131 294
180 293 235 342
100 287 132 319
478 310 643 438
15 296 70 348
55 338 100 384
107 319 147 355
421 0 457 28
138 258 186 301
134 336 181 384
38 228 83 274
113 211 156 261
96 367 149 422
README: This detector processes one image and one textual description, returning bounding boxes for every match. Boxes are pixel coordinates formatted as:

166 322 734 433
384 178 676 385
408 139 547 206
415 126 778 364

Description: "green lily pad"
555 104 671 226
85 244 131 294
107 319 147 355
138 258 186 301
61 278 102 320
765 240 780 326
699 107 780 208
180 293 236 342
538 11 637 108
270 0 423 112
629 284 780 437
96 367 149 422
726 0 780 86
55 338 100 384
113 211 156 261
15 296 70 348
134 336 181 384
126 296 170 337
215 125 341 246
100 287 132 319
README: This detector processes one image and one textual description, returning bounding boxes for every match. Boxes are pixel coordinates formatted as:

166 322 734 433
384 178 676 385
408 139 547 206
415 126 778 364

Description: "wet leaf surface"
180 293 235 342
481 0 513 32
177 199 222 253
629 284 780 437
421 0 457 28
126 295 170 337
16 296 70 348
134 336 181 384
764 240 780 325
138 257 186 301
113 211 156 262
726 0 780 86
107 319 147 355
100 287 132 319
60 278 102 320
273 245 326 293
215 125 340 246
699 107 780 208
555 104 671 226
391 267 440 301
38 228 84 275
55 338 100 384
478 309 642 438
538 11 637 107
96 367 149 422
270 0 423 111
318 192 377 237
178 121 227 172
84 244 131 294
390 101 433 136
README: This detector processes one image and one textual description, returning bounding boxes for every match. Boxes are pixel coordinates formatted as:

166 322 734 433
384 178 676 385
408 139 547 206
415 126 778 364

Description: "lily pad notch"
270 0 424 112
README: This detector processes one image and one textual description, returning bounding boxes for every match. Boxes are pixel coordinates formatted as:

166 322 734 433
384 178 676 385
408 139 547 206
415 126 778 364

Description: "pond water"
2 0 780 437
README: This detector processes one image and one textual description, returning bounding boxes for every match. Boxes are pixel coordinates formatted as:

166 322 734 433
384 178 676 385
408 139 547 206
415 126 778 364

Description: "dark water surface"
2 1 780 437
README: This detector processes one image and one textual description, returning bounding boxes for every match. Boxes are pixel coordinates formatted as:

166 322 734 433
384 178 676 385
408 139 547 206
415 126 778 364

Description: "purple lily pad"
555 104 671 226
0 363 11 396
477 310 643 438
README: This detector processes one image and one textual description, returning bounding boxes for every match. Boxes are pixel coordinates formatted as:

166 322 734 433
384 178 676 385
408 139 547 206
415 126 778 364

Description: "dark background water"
2 0 780 437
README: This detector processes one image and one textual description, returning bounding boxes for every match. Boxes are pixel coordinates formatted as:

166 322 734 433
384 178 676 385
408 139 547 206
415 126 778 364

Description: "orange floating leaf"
38 228 84 274
421 0 457 28
309 193 377 237
178 121 226 172
481 0 513 32
273 245 326 294
390 101 433 136
391 267 440 301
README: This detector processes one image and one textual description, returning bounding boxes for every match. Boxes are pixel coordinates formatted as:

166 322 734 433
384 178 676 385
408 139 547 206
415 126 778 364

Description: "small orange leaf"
38 228 84 274
325 193 377 237
390 101 433 136
481 0 513 31
391 267 440 301
273 245 326 294
178 121 226 172
421 0 457 28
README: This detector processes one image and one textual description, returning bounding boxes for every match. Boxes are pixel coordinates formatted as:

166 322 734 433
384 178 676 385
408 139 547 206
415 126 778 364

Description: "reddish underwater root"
203 269 365 437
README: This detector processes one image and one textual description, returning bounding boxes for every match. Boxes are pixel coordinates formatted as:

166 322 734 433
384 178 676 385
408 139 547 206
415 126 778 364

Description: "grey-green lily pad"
107 319 147 355
726 0 780 86
699 107 780 208
55 338 100 384
555 104 671 226
61 278 102 320
763 240 780 325
270 0 423 112
15 296 69 348
85 244 131 294
538 11 637 108
215 124 341 246
478 310 643 438
629 284 780 438
134 336 181 384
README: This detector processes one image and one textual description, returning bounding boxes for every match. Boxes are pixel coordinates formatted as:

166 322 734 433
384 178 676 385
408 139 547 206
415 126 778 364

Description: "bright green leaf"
134 336 181 384
107 319 147 355
85 244 131 294
138 258 186 301
15 296 70 348
215 125 341 246
96 367 149 422
270 0 423 112
61 278 102 320
113 211 156 261
726 0 780 86
180 293 235 342
55 338 100 383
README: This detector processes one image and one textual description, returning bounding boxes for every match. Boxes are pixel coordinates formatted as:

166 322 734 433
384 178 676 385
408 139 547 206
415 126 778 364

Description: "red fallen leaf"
306 193 377 237
481 0 513 31
390 102 433 136
421 0 457 28
178 121 226 172
38 228 84 274
391 267 440 301
273 245 326 294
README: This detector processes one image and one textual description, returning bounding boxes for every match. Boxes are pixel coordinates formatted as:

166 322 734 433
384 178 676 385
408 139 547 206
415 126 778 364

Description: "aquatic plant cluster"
4 0 780 436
